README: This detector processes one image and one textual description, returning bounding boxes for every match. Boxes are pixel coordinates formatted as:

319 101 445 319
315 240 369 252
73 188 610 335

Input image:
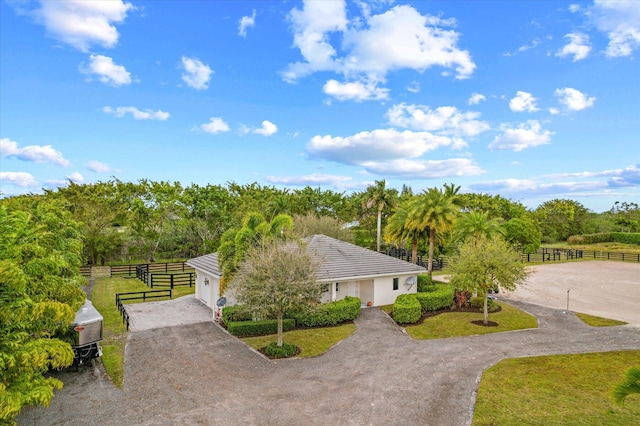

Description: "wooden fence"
135 264 195 288
80 261 191 278
386 246 640 269
115 289 173 330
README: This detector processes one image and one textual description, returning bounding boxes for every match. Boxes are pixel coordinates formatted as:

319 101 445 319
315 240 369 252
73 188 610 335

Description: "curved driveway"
19 299 640 426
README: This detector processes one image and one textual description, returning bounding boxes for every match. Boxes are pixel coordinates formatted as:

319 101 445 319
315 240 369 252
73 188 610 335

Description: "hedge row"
227 318 296 337
417 274 433 292
294 296 361 327
415 284 455 312
393 294 421 324
568 232 640 245
611 232 640 245
221 305 252 323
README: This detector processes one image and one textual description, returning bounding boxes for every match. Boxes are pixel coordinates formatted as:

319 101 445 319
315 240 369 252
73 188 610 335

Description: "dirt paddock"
500 261 640 326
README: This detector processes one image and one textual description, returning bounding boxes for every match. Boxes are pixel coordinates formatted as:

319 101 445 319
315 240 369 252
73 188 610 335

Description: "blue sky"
1 0 638 212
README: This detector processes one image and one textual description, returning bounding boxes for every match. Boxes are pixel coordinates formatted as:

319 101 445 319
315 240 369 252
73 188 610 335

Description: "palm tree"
408 186 458 274
612 366 640 406
453 210 505 242
384 200 427 264
363 180 398 252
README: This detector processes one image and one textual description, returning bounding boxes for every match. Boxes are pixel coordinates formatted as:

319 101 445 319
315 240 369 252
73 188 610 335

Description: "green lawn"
241 324 357 357
91 276 195 387
576 312 628 327
544 241 640 254
473 350 640 425
404 301 538 339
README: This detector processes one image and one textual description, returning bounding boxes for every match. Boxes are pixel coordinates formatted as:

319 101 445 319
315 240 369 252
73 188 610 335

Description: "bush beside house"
294 296 361 327
393 294 422 324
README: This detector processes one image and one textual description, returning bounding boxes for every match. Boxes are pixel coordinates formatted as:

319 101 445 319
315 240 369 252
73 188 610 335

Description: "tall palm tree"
408 186 458 274
384 199 427 264
363 180 398 252
453 210 505 242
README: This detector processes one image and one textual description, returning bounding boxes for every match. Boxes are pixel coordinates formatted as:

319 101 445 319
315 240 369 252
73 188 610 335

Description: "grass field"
473 350 640 425
544 241 640 254
241 324 357 357
404 301 538 339
91 276 195 387
576 312 628 327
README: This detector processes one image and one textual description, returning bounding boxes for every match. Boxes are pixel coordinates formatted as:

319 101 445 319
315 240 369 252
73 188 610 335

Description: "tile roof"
186 234 426 281
186 252 221 277
304 234 426 281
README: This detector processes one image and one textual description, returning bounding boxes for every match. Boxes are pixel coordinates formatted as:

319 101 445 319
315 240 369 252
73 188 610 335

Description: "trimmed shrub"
611 232 640 245
264 342 298 358
417 274 434 292
470 296 498 313
568 232 640 246
294 296 361 327
222 305 252 323
227 319 295 337
393 294 421 324
414 284 455 312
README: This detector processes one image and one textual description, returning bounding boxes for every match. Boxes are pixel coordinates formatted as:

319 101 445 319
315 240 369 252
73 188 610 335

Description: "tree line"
2 179 637 267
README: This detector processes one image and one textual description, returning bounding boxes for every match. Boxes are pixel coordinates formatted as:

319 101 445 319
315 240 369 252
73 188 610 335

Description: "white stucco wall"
195 271 220 310
372 274 418 306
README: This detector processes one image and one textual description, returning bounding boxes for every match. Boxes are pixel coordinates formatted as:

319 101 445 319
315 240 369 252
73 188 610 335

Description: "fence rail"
135 264 195 288
80 261 190 278
386 246 640 269
115 289 173 330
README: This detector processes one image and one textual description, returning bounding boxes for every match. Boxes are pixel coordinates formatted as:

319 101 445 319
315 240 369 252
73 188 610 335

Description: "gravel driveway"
18 262 640 426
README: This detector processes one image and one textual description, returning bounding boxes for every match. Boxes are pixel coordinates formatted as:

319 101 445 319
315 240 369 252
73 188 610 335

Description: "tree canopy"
447 235 528 325
0 198 86 423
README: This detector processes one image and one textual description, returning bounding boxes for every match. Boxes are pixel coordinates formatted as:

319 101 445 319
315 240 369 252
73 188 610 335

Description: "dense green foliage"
471 296 498 313
221 305 253 323
0 198 86 422
414 284 455 312
417 274 434 292
228 238 323 346
264 341 298 358
227 319 296 337
293 296 361 327
448 235 527 325
569 232 640 246
392 294 422 324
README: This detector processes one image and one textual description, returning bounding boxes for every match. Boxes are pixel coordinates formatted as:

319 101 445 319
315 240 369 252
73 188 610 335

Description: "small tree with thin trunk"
447 235 528 325
228 238 322 347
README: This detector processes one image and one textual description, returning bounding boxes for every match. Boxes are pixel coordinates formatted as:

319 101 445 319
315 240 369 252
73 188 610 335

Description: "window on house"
393 277 399 291
335 283 340 293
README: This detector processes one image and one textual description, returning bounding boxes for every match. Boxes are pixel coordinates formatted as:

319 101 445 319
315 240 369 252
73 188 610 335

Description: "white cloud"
556 33 591 61
509 91 539 112
198 117 230 134
67 172 84 183
238 9 256 37
468 93 486 105
554 87 596 111
307 128 460 164
266 174 360 190
592 0 640 58
489 120 553 151
30 0 133 52
181 57 213 90
284 2 475 100
253 120 278 137
0 137 70 166
87 160 112 173
386 103 490 138
518 38 540 52
323 79 389 101
360 158 485 179
103 106 170 120
549 107 560 115
80 54 132 86
0 171 37 187
406 81 420 93
569 4 581 13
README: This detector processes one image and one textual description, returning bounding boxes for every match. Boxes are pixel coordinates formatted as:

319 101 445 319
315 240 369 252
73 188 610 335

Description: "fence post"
170 275 174 289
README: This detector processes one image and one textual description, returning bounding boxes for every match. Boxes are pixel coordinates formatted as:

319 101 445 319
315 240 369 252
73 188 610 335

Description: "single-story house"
186 234 426 312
